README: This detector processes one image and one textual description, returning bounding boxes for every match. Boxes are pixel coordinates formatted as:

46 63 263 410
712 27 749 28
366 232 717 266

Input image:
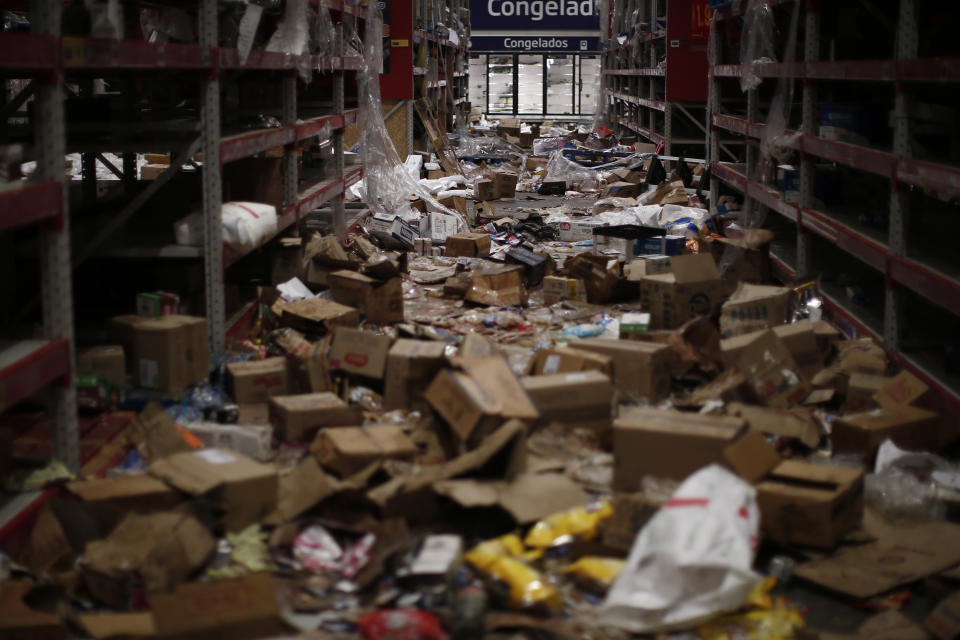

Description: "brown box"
719 283 793 338
639 253 726 329
144 153 170 164
526 345 613 377
565 338 674 402
613 408 746 488
495 171 518 199
327 327 392 379
832 405 942 458
274 298 360 334
424 369 502 445
226 356 289 404
268 392 363 442
67 475 180 519
734 329 810 408
445 232 491 258
773 321 824 380
270 236 304 285
81 511 215 610
756 460 864 549
465 266 527 307
703 229 774 284
148 448 278 532
476 179 496 201
108 314 208 393
874 370 937 411
541 275 587 305
602 181 642 198
384 339 448 410
328 270 404 324
76 345 126 388
521 371 614 436
843 373 892 414
139 164 168 180
439 195 468 217
311 425 418 477
564 254 625 304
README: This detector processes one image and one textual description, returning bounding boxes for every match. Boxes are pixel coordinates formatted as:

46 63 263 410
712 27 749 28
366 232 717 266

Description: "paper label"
139 358 159 389
542 354 561 375
195 449 237 465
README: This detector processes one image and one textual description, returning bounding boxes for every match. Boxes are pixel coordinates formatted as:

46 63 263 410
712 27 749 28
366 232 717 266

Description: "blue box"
637 235 686 256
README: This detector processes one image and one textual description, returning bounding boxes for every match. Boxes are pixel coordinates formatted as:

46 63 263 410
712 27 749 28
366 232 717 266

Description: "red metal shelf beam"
0 181 63 232
0 340 71 414
603 67 665 77
221 113 352 166
711 114 960 202
607 91 666 112
713 58 960 83
712 162 960 318
0 33 58 71
713 0 797 22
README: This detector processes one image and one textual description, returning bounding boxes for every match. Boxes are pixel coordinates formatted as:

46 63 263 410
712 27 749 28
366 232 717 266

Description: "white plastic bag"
173 211 203 246
598 465 760 633
222 202 278 253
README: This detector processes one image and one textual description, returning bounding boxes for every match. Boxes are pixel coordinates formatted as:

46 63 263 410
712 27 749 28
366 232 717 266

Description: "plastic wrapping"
266 0 311 81
356 5 466 229
139 7 195 44
738 0 778 92
88 0 123 39
222 202 278 252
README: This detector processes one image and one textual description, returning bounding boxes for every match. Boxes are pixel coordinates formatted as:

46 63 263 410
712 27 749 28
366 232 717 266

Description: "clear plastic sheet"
139 7 195 44
88 0 123 39
312 0 338 72
738 0 778 92
356 6 466 228
866 468 946 522
545 150 655 192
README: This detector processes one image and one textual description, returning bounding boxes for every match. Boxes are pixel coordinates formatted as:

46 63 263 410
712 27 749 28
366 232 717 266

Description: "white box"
183 421 273 462
559 219 608 242
426 212 459 241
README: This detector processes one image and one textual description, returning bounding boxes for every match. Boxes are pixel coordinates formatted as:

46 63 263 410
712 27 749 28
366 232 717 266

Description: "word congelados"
487 0 595 20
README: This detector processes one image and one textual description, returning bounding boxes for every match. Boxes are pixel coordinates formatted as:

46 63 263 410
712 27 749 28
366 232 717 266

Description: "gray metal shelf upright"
706 0 960 421
0 0 78 472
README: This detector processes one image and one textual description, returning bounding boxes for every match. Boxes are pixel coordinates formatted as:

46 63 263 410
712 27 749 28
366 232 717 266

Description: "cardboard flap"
79 613 156 639
669 253 721 282
67 475 174 502
149 448 273 496
723 431 781 484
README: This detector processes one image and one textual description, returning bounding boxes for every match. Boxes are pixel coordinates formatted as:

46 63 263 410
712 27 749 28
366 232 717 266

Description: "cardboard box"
602 181 642 198
625 255 673 280
140 163 168 180
368 213 420 249
425 369 503 445
273 298 360 334
148 573 289 640
619 312 651 337
384 339 448 410
639 253 725 329
425 212 459 242
136 291 180 318
327 327 392 379
564 254 625 304
81 511 216 609
734 329 810 408
566 338 674 401
0 581 67 639
108 315 208 393
439 195 468 217
149 448 278 531
874 370 937 411
270 236 303 285
495 171 518 199
526 345 613 377
602 494 660 552
773 321 824 380
311 425 418 477
76 345 126 388
445 232 491 258
521 371 614 435
145 153 170 164
703 229 774 284
723 430 782 484
844 373 891 413
756 460 864 549
719 283 793 338
465 266 527 307
268 392 363 442
328 270 404 324
226 357 289 404
832 406 941 458
541 275 587 305
727 403 822 448
613 408 746 488
476 179 495 201
558 220 608 242
66 475 180 519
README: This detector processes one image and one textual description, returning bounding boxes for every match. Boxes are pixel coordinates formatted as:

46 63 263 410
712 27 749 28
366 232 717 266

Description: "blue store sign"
470 35 600 51
469 0 599 31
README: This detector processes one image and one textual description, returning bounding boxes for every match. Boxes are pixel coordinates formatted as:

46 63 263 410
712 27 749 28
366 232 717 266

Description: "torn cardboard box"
274 298 359 334
719 283 793 338
149 448 278 532
726 402 822 448
734 329 810 408
384 339 448 411
756 460 863 549
82 510 215 610
564 254 626 304
832 405 942 458
433 472 588 524
465 266 527 307
526 345 614 377
445 232 491 258
521 371 615 437
311 424 418 477
268 392 363 442
328 270 404 324
108 315 208 393
541 275 587 305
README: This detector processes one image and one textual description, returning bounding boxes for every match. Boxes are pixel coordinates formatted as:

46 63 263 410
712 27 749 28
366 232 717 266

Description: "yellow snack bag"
464 535 562 611
524 501 614 548
562 556 625 587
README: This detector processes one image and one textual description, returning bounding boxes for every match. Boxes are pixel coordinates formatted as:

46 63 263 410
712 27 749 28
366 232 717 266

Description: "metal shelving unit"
600 0 714 158
707 0 960 420
1 0 373 470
